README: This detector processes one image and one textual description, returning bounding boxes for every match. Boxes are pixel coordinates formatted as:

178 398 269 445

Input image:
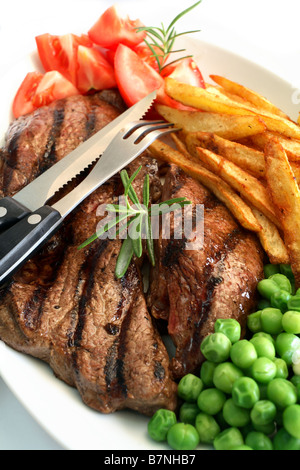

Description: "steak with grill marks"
147 164 264 379
0 93 177 415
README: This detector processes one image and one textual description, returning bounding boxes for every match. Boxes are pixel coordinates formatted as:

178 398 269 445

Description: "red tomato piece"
76 46 117 94
35 33 92 85
114 44 164 107
88 5 146 50
134 43 168 73
32 71 79 108
13 71 79 118
166 57 205 88
12 72 43 118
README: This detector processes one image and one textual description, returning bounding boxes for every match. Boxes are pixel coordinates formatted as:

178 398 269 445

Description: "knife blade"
0 91 157 231
0 113 177 285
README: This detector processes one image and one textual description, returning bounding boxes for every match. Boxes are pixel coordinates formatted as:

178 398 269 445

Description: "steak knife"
0 106 177 285
0 91 157 231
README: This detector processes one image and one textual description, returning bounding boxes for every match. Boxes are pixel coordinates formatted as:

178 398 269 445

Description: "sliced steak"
0 95 177 415
148 164 264 379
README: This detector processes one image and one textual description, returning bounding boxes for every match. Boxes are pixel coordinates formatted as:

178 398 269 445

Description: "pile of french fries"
149 74 300 287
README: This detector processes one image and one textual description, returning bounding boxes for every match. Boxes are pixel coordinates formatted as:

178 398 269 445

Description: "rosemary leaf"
115 237 134 279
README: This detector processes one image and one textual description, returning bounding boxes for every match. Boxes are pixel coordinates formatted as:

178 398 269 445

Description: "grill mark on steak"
38 105 65 173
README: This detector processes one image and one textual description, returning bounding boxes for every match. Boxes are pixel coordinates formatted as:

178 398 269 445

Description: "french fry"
149 139 261 232
265 138 300 287
251 207 289 264
194 146 279 227
165 78 300 140
184 132 265 178
251 132 300 162
156 104 266 140
210 75 290 120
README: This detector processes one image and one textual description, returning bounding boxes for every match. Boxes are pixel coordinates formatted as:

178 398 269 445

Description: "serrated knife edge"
12 91 157 211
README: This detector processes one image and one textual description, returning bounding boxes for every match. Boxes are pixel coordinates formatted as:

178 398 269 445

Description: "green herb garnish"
78 167 191 279
136 1 202 73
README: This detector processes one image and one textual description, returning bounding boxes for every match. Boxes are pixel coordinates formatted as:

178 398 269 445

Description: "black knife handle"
0 196 32 232
0 206 62 285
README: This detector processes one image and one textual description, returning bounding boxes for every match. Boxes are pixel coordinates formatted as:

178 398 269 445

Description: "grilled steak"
0 94 177 415
148 164 264 379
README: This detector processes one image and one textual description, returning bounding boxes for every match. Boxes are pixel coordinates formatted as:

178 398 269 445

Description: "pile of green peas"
147 263 300 450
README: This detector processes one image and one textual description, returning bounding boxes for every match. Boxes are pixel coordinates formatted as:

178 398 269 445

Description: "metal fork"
52 120 178 219
0 120 178 284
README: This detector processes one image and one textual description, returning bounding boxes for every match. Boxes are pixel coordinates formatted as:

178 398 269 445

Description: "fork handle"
0 206 62 285
0 196 31 232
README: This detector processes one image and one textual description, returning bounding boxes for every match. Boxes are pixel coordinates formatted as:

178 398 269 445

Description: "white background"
0 0 299 450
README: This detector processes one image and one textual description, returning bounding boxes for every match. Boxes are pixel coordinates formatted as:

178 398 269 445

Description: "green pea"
232 377 260 409
273 427 300 450
287 296 300 312
197 388 226 416
247 311 262 334
260 308 283 334
195 413 221 444
213 427 244 450
252 421 275 435
279 264 295 281
179 403 200 425
283 404 300 439
222 398 251 428
245 431 273 450
269 273 292 293
214 318 241 343
230 340 257 370
270 291 291 313
249 336 276 360
200 361 217 387
230 445 253 450
282 310 300 334
177 374 204 403
167 423 200 450
251 357 277 384
252 331 275 345
215 410 229 431
257 279 281 300
257 299 271 310
250 400 277 427
290 375 300 387
148 409 177 442
200 333 232 363
213 362 244 394
274 358 289 379
267 378 297 409
264 263 280 278
275 332 300 366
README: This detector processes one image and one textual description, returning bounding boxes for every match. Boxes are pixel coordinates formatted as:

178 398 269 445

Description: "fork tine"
141 126 180 147
122 120 165 138
128 121 175 144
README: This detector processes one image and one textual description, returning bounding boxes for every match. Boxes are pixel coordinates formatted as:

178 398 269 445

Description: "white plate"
0 35 299 451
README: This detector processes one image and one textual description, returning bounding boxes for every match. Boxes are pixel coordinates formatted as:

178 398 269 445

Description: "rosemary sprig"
136 1 202 73
78 167 191 279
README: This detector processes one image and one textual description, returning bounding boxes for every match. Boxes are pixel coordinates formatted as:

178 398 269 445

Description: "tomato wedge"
88 5 146 50
35 33 92 85
13 72 43 118
13 71 79 118
76 46 117 93
114 44 164 107
166 58 205 88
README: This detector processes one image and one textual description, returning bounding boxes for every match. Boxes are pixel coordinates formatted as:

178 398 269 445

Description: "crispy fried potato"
210 75 289 119
265 138 300 287
165 78 300 140
194 147 279 227
184 131 265 178
149 139 261 232
251 132 300 162
251 207 289 264
156 104 266 140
